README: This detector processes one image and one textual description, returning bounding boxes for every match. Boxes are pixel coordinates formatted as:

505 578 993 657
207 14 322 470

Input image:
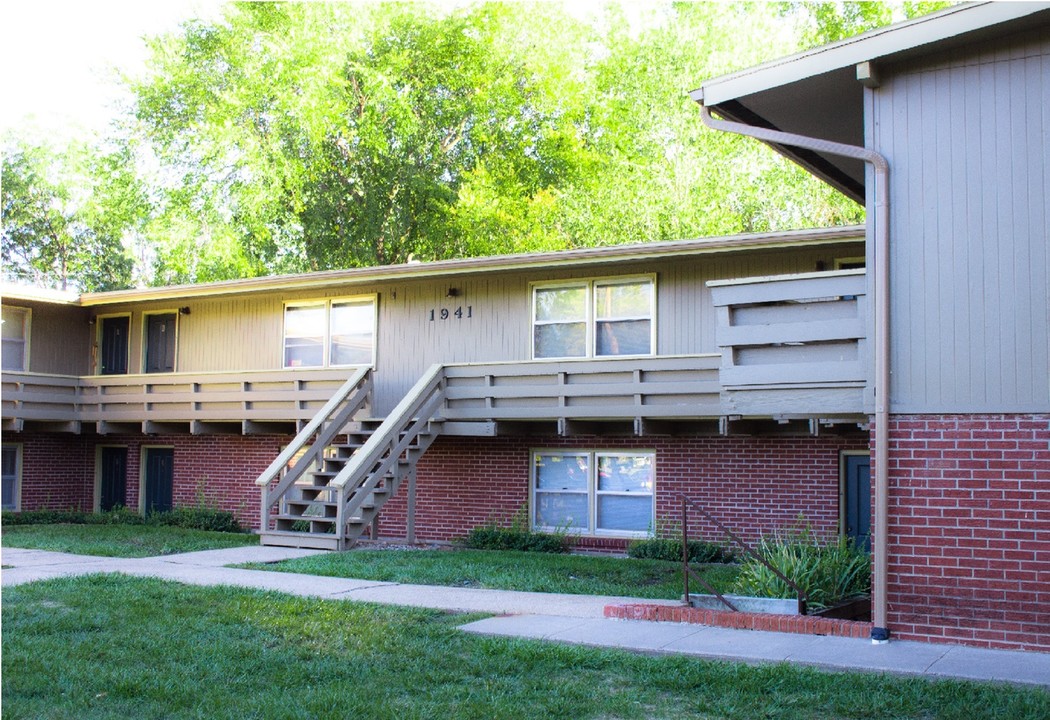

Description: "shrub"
1 509 90 526
1 505 241 533
462 507 573 554
627 537 735 564
148 507 242 533
731 527 870 610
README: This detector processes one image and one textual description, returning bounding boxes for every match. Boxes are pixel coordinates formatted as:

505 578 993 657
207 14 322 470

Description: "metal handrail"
678 494 809 616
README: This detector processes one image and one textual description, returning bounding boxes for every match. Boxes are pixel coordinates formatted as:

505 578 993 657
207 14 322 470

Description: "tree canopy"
4 2 947 290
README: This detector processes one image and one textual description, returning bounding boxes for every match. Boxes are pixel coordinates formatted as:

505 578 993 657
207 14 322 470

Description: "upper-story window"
1 306 29 371
532 277 654 359
284 297 375 368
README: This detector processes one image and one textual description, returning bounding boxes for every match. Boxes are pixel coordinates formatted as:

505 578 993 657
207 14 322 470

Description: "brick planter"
604 603 873 639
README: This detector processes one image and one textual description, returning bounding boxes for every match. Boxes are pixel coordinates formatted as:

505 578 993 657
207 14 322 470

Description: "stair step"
259 530 342 551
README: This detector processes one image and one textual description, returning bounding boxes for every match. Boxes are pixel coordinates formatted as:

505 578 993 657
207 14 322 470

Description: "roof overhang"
2 225 864 307
694 2 1050 203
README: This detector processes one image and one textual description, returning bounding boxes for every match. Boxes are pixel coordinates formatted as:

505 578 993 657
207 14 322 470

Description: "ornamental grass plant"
732 524 870 610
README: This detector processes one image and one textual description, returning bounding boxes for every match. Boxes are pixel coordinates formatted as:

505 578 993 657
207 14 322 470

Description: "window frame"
530 275 655 361
282 295 377 369
2 443 23 512
530 448 655 538
1 305 31 372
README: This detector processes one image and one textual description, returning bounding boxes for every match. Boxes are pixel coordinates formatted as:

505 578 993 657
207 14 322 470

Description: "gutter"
696 101 891 644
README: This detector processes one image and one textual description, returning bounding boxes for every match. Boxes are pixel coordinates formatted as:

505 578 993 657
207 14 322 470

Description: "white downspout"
698 103 892 644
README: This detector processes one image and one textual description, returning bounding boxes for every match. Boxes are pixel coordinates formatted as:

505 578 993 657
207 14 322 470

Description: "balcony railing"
709 269 867 418
1 368 360 434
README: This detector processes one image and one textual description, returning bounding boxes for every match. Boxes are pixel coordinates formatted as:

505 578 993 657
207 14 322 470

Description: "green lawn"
0 522 258 558
242 548 739 599
3 575 1046 720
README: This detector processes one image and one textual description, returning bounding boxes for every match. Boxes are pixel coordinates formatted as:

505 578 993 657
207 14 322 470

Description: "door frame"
94 444 129 512
95 312 132 375
141 310 180 374
139 445 175 515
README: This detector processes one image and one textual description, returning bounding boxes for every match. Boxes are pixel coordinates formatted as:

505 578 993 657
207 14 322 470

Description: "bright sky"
1 0 226 141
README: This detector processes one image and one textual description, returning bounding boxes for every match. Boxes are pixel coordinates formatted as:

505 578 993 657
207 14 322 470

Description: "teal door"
843 454 871 552
99 447 127 511
144 448 174 514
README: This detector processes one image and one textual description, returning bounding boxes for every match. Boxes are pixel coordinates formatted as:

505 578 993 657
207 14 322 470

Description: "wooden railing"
255 367 373 534
1 368 364 431
709 269 867 417
441 355 723 423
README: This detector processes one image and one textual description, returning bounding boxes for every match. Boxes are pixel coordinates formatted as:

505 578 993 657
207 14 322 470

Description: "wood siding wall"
11 301 92 376
90 242 860 414
871 27 1049 413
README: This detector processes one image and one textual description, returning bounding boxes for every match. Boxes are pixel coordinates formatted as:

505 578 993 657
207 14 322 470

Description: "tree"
1 137 138 291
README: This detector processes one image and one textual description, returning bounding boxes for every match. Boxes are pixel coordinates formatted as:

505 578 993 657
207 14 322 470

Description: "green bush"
148 507 242 533
462 507 574 554
1 506 241 533
462 524 573 554
731 527 870 610
627 537 734 564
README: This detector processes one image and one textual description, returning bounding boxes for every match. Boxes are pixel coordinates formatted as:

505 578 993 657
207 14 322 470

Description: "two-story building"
696 1 1049 652
2 2 1047 654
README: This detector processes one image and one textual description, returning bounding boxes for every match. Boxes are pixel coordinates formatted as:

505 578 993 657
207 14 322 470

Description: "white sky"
1 0 227 142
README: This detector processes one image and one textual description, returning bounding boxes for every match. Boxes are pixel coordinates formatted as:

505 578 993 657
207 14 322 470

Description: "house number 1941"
428 306 472 321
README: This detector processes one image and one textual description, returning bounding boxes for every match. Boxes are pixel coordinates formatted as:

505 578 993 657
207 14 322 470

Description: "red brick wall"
377 434 866 550
12 433 288 530
884 414 1050 651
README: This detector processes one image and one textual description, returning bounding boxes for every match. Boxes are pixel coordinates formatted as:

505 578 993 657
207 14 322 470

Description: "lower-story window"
2 444 22 511
531 450 654 536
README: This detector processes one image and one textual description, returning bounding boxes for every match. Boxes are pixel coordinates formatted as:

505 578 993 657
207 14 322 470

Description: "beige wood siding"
871 27 1049 413
18 301 92 375
83 242 861 414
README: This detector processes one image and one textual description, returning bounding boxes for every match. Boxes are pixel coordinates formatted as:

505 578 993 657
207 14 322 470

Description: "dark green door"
144 448 174 514
99 447 127 511
100 316 129 375
844 454 871 552
145 314 177 373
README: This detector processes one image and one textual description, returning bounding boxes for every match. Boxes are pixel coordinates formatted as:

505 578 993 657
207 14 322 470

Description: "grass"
242 548 740 599
3 575 1047 720
0 522 258 558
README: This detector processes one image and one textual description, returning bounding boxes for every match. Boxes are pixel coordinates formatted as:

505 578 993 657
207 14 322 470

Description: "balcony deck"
2 270 869 437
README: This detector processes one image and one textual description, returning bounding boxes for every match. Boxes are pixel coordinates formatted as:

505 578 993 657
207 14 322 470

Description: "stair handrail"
331 364 445 491
255 367 372 519
330 364 446 531
677 494 809 616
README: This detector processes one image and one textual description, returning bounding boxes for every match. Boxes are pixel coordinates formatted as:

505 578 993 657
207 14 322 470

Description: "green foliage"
780 1 956 48
1 136 139 291
732 525 871 610
461 507 571 553
1 505 241 533
148 507 242 533
5 576 1048 719
627 537 735 564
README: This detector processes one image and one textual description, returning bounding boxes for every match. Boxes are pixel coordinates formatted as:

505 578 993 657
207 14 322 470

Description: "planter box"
685 593 801 615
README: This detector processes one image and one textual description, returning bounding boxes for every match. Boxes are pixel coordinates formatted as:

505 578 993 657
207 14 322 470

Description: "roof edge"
696 2 1050 106
55 225 865 306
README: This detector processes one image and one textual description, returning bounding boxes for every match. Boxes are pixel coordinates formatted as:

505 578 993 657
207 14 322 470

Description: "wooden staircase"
256 365 446 550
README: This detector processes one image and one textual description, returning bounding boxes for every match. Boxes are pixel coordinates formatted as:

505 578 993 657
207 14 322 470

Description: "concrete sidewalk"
3 545 1048 688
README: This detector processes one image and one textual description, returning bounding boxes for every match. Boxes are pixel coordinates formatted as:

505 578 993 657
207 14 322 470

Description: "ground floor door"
143 448 174 514
843 453 871 552
99 447 127 511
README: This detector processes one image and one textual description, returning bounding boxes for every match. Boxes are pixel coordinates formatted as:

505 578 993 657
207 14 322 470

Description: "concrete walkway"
3 545 1048 688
